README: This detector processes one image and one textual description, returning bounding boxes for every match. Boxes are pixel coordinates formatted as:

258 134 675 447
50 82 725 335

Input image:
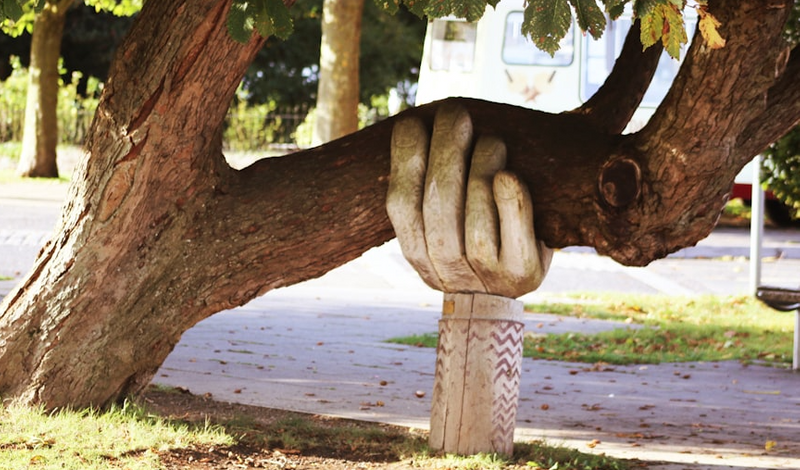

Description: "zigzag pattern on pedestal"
432 320 469 409
489 321 524 446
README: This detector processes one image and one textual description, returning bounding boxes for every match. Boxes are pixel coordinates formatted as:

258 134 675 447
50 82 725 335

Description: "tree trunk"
311 0 364 145
16 0 74 178
0 0 798 409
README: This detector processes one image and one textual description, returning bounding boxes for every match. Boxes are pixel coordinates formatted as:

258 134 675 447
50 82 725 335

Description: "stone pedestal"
429 292 524 455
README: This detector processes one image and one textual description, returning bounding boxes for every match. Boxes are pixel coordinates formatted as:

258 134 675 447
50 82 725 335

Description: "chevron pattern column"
429 292 524 456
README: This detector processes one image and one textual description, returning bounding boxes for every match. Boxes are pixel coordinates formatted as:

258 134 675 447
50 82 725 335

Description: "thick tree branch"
736 43 800 159
569 19 662 134
213 98 611 293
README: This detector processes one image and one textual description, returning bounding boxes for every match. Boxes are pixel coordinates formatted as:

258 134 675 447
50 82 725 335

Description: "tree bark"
312 0 364 145
0 0 798 409
16 0 74 178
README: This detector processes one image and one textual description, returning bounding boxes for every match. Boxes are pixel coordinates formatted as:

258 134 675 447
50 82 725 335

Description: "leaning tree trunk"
0 0 798 409
16 0 74 178
312 0 365 145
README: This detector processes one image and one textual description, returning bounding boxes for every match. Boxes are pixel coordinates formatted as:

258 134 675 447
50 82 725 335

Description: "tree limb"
569 19 662 134
736 43 800 159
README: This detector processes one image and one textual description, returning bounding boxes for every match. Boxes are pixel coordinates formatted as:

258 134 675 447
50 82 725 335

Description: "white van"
415 0 693 132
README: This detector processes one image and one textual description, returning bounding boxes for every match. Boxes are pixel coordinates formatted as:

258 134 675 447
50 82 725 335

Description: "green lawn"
0 401 231 469
390 294 794 366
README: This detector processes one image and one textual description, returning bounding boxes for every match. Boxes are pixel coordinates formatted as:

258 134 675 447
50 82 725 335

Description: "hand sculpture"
387 103 553 299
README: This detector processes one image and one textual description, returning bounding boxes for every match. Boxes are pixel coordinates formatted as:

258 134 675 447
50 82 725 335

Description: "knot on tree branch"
598 158 642 208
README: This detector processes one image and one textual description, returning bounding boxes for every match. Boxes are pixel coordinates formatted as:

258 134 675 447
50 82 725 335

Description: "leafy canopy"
1 0 725 59
1 0 140 36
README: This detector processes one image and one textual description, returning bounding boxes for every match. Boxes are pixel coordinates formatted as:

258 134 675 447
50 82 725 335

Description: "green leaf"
270 0 294 39
375 0 400 15
399 0 429 18
84 0 142 16
568 0 606 39
639 5 662 49
521 0 572 57
227 0 293 43
227 0 254 44
600 0 628 19
254 0 293 40
2 0 24 22
661 3 686 59
639 3 687 59
421 0 490 22
633 0 659 19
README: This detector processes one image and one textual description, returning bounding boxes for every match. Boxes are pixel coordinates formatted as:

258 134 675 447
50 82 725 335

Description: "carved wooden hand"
387 103 553 299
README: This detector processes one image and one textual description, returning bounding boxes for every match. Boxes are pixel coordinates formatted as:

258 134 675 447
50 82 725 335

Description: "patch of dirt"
140 387 426 469
139 387 649 470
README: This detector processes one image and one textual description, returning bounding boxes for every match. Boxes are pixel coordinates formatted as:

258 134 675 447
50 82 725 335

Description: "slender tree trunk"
0 0 798 410
16 0 74 178
312 0 364 145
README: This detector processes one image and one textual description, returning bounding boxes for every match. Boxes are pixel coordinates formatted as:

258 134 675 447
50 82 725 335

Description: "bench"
756 286 800 370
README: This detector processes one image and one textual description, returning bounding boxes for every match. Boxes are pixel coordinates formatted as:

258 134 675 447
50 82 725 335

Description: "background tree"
762 3 800 222
763 128 800 222
0 0 797 410
243 1 424 110
311 0 365 145
1 0 139 178
16 0 74 178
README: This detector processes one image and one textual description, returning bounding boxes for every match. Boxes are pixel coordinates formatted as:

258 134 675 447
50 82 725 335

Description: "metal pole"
749 155 764 295
794 310 799 371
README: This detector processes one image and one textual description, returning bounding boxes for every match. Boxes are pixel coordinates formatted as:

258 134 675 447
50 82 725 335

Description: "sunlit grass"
0 142 22 161
0 168 71 184
723 198 751 220
389 294 794 366
0 142 76 183
0 401 232 469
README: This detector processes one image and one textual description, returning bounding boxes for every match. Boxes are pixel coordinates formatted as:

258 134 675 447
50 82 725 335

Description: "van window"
502 12 574 66
580 16 695 106
429 19 478 72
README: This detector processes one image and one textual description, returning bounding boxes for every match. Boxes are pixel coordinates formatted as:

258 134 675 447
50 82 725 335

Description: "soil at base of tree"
139 387 656 470
140 387 426 470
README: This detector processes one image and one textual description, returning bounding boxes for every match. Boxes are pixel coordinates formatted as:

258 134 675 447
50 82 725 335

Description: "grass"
413 441 630 469
0 401 232 469
0 142 76 183
0 141 22 162
389 293 794 366
0 395 630 470
0 168 72 184
722 198 751 220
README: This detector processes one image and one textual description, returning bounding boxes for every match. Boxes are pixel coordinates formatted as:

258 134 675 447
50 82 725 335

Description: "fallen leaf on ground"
765 440 777 451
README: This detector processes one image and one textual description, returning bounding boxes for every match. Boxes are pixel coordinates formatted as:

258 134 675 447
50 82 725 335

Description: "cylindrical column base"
429 292 524 455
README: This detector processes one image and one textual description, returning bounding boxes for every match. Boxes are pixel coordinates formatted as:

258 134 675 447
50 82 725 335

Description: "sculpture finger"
423 103 485 292
464 135 506 280
492 171 553 296
387 116 443 290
